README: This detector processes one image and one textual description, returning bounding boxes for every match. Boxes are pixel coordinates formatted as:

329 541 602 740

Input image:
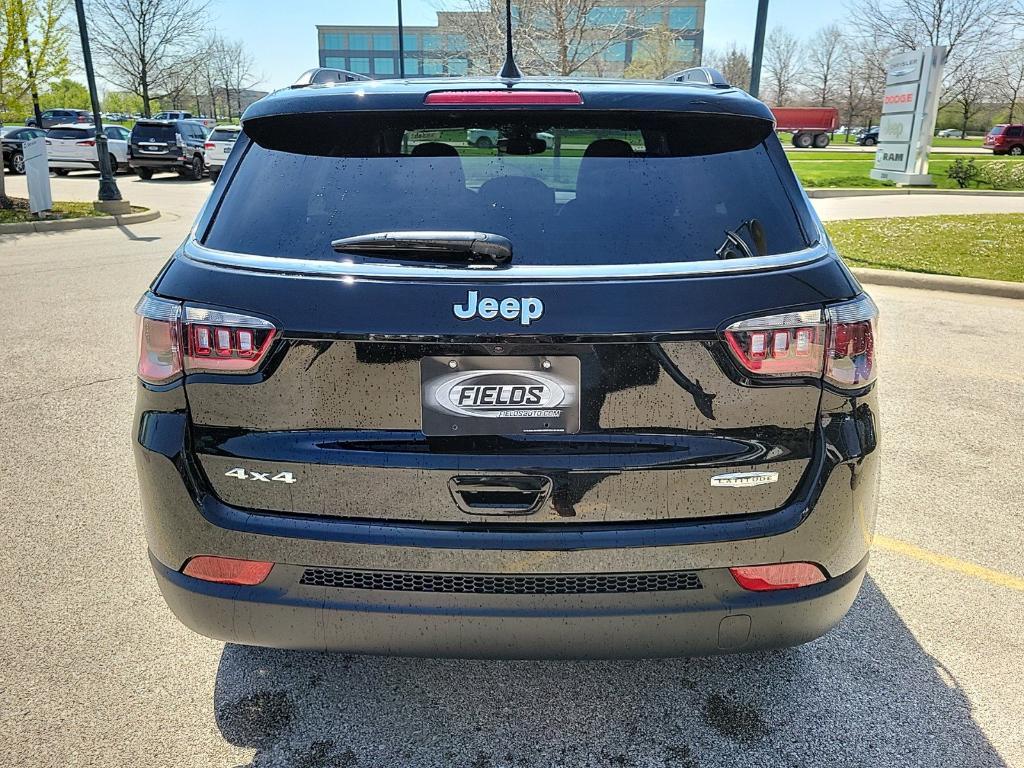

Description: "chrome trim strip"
183 239 831 282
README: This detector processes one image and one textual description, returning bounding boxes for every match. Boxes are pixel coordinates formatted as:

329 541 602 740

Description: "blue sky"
211 0 846 90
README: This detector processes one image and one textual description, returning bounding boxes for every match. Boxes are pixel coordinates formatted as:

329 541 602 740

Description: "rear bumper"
130 157 186 169
151 551 868 658
48 158 95 169
134 386 879 658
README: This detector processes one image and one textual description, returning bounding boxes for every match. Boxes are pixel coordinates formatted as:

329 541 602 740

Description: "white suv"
45 124 129 175
204 125 241 181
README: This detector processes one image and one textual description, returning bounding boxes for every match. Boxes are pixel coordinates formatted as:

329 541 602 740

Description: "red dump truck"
770 107 839 148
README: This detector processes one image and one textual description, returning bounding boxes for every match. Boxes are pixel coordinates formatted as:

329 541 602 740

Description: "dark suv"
26 108 93 128
129 119 208 179
133 70 880 658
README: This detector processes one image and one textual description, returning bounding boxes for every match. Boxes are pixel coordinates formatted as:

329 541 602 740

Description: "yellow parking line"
874 534 1024 592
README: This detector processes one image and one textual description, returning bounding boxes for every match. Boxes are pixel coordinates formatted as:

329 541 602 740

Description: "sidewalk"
812 193 1024 221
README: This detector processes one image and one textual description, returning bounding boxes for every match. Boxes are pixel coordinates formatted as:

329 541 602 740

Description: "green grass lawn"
827 214 1024 283
931 136 985 148
788 151 1019 189
0 197 140 224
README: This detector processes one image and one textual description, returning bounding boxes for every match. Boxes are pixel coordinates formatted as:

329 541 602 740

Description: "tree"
223 38 258 117
625 24 689 79
804 24 845 107
833 45 869 139
5 0 70 125
706 43 751 91
40 77 90 109
102 89 143 114
86 0 208 117
995 46 1024 123
440 0 646 76
763 27 802 105
947 62 993 136
843 0 1003 102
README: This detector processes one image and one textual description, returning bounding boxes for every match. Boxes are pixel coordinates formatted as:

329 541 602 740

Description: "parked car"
26 109 93 129
44 124 129 174
466 128 555 149
983 124 1024 155
204 124 241 181
129 119 208 179
2 125 47 173
937 128 966 138
152 110 216 129
856 128 879 146
133 68 880 659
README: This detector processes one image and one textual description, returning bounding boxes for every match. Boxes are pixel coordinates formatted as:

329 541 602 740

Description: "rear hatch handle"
448 475 552 516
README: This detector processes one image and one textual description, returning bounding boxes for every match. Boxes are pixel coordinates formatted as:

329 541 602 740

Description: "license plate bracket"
421 355 580 437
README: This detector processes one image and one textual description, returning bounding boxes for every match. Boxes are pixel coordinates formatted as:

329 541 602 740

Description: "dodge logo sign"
428 370 571 419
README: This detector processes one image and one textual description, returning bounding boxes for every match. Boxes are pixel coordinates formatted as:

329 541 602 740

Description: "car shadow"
212 576 1005 767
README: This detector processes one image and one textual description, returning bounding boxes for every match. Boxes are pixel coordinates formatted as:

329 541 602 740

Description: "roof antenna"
498 0 522 79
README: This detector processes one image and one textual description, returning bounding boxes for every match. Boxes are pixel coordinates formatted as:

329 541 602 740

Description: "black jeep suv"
129 118 208 179
133 71 880 658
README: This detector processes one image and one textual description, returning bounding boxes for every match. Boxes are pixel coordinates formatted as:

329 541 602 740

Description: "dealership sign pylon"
870 45 947 186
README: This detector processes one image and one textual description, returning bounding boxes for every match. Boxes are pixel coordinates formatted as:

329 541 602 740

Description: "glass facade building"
316 2 705 79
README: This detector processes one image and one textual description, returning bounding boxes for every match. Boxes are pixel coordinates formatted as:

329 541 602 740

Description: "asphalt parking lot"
2 173 1022 767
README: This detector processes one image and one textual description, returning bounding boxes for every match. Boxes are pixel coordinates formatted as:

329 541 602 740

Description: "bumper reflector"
182 556 274 585
729 563 826 591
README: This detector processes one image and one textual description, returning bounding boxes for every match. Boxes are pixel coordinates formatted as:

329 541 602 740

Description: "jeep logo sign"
454 290 544 326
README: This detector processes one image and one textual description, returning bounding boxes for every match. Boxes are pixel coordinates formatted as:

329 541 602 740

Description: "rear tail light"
76 139 96 146
134 294 182 385
729 563 826 591
204 141 215 149
824 296 877 388
183 556 274 585
183 305 276 373
425 90 583 105
723 295 877 388
134 292 276 384
724 309 826 377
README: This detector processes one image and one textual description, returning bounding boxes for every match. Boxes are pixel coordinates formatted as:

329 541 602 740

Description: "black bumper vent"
299 568 702 595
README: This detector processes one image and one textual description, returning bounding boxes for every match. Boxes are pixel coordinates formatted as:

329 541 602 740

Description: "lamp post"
397 0 406 78
749 0 770 99
73 0 128 212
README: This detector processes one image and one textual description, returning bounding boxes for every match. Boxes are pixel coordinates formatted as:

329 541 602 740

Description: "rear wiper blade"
715 218 767 260
331 231 513 266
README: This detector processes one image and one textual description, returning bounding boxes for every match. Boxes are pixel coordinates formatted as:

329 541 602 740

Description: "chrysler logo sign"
427 370 571 418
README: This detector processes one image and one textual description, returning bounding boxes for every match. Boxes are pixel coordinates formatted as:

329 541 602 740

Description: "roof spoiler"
291 68 371 88
663 67 731 88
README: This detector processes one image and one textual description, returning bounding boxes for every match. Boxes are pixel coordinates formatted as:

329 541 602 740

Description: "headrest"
582 138 635 158
410 141 460 157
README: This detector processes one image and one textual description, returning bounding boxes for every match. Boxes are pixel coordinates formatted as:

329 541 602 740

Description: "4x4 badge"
454 290 543 326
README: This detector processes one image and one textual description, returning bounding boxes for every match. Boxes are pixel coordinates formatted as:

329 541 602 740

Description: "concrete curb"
807 187 1024 198
0 208 159 234
851 267 1024 300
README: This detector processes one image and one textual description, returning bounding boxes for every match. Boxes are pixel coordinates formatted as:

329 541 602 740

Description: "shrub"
976 161 1024 190
946 158 979 189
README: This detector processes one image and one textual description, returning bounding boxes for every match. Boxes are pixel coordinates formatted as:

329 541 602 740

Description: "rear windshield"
209 128 239 142
47 127 95 139
133 124 176 141
989 126 1006 135
204 114 810 265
